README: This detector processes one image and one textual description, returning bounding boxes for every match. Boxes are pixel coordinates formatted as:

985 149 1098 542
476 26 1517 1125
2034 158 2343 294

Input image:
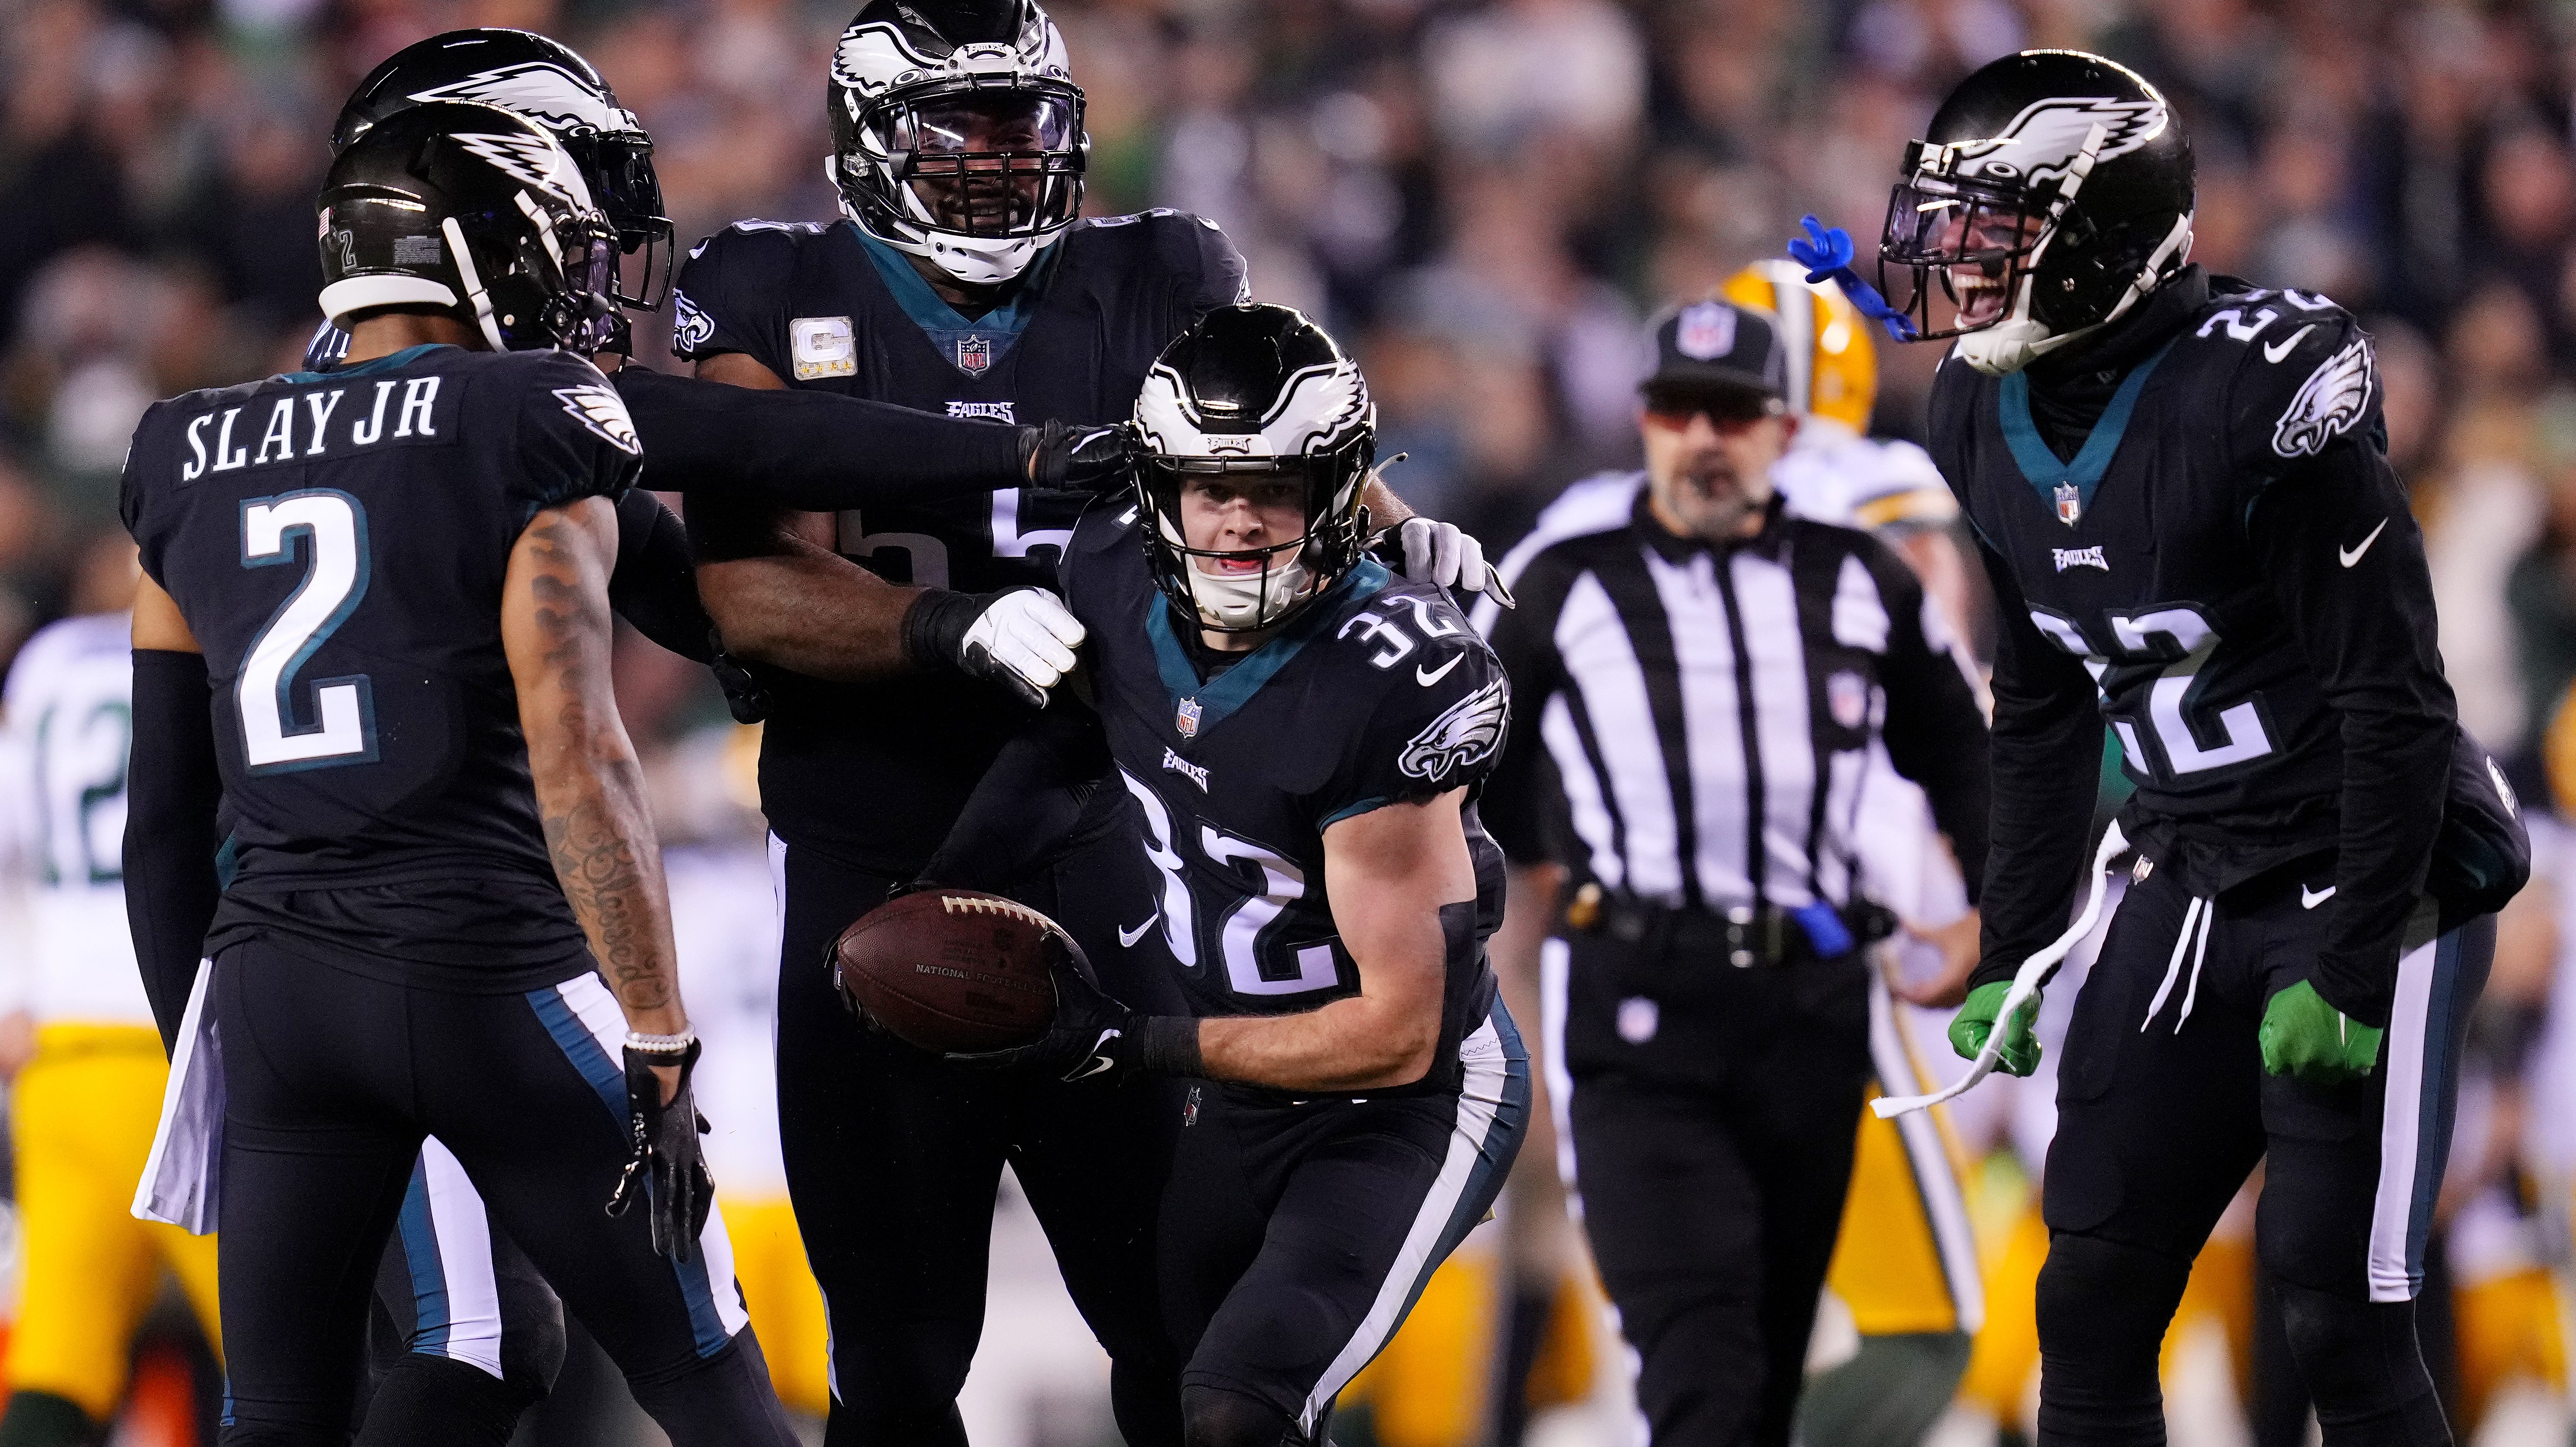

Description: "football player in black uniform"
308 29 1133 700
916 301 1528 1447
118 104 797 1447
159 31 1125 1445
673 4 1487 1442
1797 51 2528 1447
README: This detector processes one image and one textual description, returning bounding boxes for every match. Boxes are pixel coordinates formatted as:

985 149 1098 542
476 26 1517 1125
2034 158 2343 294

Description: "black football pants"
1546 928 1875 1447
773 832 1187 1447
1158 1001 1530 1447
209 939 797 1447
2034 865 2490 1446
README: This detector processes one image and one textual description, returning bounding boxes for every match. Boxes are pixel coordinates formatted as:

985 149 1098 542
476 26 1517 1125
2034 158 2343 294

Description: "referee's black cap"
1642 300 1789 409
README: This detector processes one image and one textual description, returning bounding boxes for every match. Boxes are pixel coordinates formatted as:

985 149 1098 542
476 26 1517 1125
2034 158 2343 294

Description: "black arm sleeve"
916 698 1114 891
612 365 1027 512
608 490 715 663
1874 556 1993 904
124 649 223 1054
1971 536 2108 990
2246 444 2456 1026
1476 559 1567 866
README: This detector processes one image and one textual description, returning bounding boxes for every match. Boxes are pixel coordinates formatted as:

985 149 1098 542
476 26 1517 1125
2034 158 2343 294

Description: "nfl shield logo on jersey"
957 335 992 375
2054 481 2082 525
1176 696 1203 739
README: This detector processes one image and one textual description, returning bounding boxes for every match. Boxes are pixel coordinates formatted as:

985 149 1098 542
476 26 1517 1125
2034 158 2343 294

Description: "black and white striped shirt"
1474 473 1989 914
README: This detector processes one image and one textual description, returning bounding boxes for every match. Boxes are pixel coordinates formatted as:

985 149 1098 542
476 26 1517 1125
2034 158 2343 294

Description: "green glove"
2259 980 2384 1084
1949 980 2043 1076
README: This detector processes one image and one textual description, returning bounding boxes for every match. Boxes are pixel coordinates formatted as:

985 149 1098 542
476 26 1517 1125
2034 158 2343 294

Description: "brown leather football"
830 889 1064 1053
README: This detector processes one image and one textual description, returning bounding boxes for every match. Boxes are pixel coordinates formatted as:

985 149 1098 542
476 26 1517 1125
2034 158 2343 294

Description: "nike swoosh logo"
2301 884 2336 909
2339 518 2387 568
1064 1028 1125 1080
1416 655 1464 687
1117 914 1159 948
2262 325 2314 363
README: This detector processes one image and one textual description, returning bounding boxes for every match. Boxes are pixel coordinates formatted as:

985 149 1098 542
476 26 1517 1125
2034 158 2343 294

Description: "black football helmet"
335 29 672 308
1132 304 1375 634
1877 50 2194 373
828 0 1086 287
317 102 620 354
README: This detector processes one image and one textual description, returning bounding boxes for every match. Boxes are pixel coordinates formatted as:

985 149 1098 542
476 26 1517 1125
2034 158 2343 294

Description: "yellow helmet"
1722 261 1876 434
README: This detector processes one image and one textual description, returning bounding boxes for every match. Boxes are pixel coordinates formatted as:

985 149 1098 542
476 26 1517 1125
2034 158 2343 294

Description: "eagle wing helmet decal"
1943 96 2166 187
403 62 630 136
451 130 594 211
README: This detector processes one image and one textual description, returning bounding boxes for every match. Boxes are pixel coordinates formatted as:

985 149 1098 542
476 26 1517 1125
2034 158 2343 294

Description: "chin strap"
442 216 509 352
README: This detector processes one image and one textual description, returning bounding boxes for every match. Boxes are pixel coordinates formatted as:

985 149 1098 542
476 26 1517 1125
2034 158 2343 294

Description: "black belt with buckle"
1562 883 1892 968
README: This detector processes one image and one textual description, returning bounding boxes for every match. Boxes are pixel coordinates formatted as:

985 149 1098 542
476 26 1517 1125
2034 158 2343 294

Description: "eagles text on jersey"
1059 498 1510 1086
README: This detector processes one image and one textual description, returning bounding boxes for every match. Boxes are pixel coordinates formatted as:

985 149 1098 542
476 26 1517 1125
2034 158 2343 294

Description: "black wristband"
1133 1015 1204 1077
899 588 986 671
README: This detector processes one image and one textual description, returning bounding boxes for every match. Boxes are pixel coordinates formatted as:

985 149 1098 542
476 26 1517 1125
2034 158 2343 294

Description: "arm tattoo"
542 793 667 1009
520 514 676 1014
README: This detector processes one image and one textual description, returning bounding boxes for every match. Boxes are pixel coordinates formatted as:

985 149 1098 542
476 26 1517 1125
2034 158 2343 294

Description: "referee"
1475 300 1992 1447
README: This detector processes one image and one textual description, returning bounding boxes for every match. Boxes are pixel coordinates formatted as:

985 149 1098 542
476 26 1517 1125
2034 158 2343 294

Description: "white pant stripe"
417 1137 508 1378
551 974 752 1339
1298 1013 1515 1433
1865 969 1984 1333
2367 928 2442 1302
1538 937 1581 1213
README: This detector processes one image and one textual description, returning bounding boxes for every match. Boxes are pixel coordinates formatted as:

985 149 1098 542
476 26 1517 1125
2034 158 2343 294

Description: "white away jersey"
0 612 154 1025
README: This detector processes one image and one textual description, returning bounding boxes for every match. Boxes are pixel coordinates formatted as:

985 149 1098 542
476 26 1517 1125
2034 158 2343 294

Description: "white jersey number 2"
238 490 377 772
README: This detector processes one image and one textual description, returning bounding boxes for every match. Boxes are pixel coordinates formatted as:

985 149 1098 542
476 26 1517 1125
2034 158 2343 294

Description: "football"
830 889 1065 1054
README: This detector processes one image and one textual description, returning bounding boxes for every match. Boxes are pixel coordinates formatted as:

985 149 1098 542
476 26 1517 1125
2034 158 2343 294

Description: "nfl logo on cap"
958 335 992 375
1176 697 1203 739
1676 302 1737 361
2055 481 2082 525
1827 670 1869 730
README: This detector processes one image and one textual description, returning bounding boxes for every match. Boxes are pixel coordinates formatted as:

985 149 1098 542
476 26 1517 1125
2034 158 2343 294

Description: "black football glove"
1022 418 1139 494
946 946 1201 1083
900 587 1085 708
708 631 768 724
604 1037 715 1261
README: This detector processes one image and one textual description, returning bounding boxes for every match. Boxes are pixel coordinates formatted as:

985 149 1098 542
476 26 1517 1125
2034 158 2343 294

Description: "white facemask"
1161 512 1319 631
1954 211 2194 376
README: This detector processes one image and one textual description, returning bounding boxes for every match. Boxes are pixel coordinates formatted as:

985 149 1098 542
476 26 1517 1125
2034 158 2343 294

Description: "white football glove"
1398 516 1490 594
960 588 1086 709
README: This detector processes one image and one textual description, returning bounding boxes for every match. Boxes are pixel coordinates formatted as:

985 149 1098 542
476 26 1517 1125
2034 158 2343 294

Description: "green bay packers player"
0 544 222 1447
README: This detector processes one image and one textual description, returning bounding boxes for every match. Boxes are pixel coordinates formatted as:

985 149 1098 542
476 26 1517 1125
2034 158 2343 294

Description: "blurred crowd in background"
18 0 2576 757
3 0 2576 1444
